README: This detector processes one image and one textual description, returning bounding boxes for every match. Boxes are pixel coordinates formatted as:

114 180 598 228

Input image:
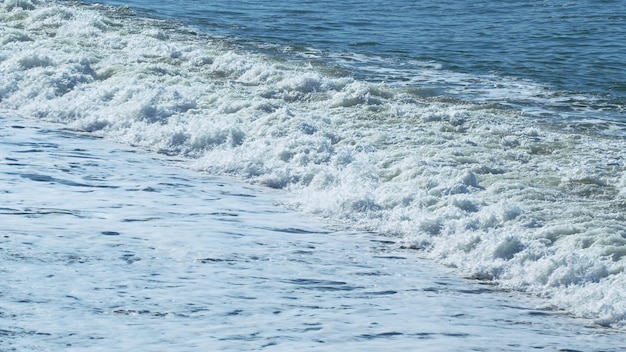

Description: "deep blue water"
84 0 626 117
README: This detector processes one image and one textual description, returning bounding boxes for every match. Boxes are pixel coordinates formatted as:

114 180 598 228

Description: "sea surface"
1 0 626 350
83 0 626 121
3 116 625 351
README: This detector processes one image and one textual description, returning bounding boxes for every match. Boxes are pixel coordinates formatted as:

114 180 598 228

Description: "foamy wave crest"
2 0 626 327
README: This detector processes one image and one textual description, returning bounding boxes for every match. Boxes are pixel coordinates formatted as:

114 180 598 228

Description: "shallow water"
2 115 626 351
2 0 626 329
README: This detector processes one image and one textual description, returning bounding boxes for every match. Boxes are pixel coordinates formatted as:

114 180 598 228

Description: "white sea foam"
2 0 626 328
5 115 626 350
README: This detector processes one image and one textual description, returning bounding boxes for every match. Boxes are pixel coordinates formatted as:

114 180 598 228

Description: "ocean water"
3 115 625 351
1 0 626 348
83 0 626 120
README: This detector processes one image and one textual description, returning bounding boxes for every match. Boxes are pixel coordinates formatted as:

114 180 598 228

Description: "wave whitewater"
2 0 626 327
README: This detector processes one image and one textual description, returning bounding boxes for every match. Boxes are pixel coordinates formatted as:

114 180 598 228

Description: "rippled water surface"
84 0 626 107
2 116 626 351
3 1 626 348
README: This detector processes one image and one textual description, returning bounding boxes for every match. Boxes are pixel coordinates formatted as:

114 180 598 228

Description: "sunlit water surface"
1 116 625 351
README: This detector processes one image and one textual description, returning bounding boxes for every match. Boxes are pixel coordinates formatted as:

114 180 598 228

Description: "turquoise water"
84 0 626 117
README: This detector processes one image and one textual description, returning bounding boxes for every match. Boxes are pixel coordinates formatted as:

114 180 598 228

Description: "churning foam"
2 0 626 327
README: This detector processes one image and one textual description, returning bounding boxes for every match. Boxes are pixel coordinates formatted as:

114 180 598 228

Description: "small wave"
2 0 626 328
